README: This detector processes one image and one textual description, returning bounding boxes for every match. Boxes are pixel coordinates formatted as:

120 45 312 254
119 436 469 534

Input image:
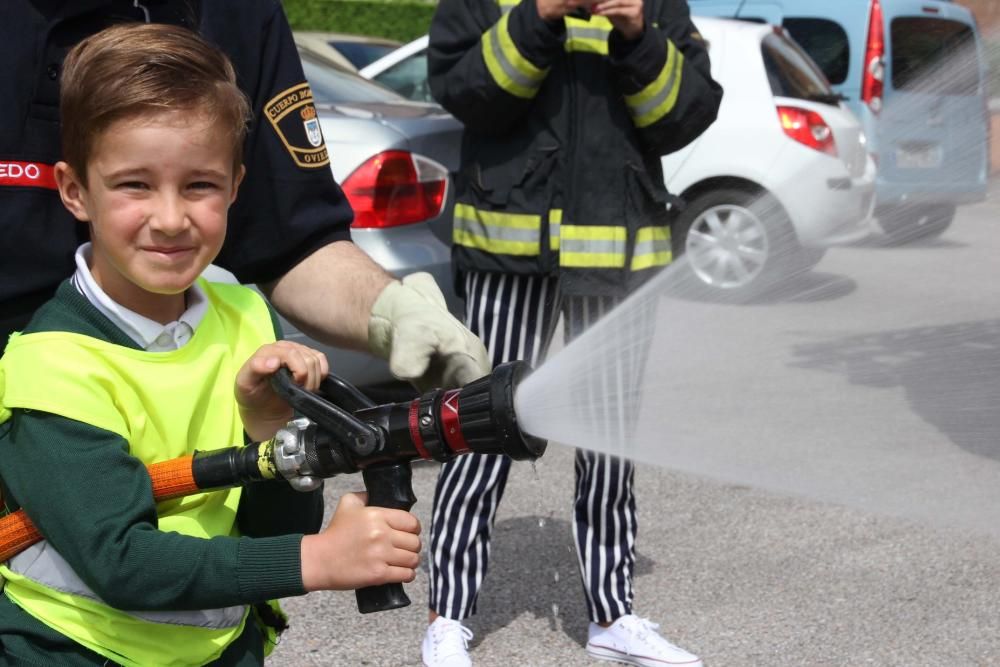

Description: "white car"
359 35 433 102
663 17 876 297
361 19 877 299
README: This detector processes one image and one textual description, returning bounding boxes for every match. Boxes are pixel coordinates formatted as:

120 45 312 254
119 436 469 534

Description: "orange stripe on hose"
0 456 200 562
148 455 199 499
0 511 42 562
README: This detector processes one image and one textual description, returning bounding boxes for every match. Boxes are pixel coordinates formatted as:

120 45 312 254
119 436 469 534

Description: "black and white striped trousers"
428 270 653 624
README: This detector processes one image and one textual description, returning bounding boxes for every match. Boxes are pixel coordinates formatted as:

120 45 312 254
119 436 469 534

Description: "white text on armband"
0 161 57 189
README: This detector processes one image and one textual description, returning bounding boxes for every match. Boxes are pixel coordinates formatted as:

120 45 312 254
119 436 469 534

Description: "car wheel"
877 204 955 244
672 188 799 300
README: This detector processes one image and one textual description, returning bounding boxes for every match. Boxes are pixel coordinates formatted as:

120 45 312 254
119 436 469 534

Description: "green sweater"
0 281 325 666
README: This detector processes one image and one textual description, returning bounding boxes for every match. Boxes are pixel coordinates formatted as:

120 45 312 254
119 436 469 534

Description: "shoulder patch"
264 83 330 169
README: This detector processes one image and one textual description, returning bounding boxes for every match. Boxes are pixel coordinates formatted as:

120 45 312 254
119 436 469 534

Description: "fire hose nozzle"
268 360 547 477
404 358 547 462
266 360 547 614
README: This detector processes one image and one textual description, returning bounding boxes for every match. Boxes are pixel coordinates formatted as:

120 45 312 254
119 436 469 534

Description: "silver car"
209 52 462 394
292 31 402 72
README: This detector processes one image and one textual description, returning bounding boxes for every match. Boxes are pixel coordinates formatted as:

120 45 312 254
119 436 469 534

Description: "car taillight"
343 150 448 228
777 106 838 157
862 0 885 115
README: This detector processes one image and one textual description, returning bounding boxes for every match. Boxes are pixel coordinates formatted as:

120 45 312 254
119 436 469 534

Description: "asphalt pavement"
267 188 1000 667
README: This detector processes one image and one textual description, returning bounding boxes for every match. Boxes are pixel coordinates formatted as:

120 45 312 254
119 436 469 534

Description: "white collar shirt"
72 243 207 352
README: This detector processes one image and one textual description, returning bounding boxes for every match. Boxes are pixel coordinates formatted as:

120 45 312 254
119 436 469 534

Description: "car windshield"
761 32 839 104
300 54 405 105
329 41 399 70
891 18 980 96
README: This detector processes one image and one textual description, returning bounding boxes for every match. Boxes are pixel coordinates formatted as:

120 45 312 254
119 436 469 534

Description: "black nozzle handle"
355 462 418 614
269 368 382 457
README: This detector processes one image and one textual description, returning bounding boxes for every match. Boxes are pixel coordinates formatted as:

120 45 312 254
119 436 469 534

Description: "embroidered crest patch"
264 83 330 169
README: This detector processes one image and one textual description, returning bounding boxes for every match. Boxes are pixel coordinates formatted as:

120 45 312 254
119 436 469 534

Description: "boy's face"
55 110 243 323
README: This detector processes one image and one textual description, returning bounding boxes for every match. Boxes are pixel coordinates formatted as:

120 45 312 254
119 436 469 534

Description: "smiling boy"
59 110 238 326
0 23 421 666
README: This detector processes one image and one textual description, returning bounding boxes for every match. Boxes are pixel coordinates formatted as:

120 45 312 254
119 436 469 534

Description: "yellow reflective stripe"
560 225 627 267
631 226 673 270
562 225 627 241
565 16 611 54
561 253 626 268
625 41 685 128
453 203 542 256
549 209 562 251
482 13 548 99
625 40 678 107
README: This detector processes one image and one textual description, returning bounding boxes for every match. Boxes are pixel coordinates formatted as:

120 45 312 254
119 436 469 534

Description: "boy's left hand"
236 341 329 441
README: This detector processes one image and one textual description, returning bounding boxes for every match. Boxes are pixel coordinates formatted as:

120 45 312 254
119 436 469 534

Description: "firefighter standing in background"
422 0 722 665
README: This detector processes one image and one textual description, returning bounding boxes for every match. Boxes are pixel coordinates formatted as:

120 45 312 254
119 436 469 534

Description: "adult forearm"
260 240 394 352
264 240 491 391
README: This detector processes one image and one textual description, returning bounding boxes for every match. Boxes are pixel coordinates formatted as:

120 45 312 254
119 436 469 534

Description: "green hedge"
282 0 436 42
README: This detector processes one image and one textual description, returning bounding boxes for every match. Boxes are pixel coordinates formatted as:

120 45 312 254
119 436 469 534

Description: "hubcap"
685 203 769 290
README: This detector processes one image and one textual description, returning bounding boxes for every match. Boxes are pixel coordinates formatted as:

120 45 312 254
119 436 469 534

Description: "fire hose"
0 360 546 614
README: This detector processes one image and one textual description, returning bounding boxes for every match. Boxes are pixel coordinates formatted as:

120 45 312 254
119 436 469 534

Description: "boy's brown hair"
60 22 250 182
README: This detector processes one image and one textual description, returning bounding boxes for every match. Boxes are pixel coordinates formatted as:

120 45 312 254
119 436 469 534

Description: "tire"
877 204 955 244
672 188 800 301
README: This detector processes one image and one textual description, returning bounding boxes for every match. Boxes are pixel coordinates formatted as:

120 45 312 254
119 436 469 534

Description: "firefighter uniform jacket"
429 0 723 296
0 0 353 342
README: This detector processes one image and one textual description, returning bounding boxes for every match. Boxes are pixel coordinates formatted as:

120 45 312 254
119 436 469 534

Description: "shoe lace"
621 616 679 649
432 620 474 657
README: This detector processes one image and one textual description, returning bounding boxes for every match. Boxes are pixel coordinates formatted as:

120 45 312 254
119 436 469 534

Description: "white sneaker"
422 617 474 667
586 615 702 667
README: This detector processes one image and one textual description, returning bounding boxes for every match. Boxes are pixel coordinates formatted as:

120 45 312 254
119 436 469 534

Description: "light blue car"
689 0 990 242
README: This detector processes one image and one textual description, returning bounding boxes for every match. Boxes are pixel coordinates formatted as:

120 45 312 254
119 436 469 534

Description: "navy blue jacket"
1 0 353 343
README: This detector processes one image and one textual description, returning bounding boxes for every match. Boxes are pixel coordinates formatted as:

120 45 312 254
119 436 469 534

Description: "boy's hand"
300 492 422 591
235 341 329 442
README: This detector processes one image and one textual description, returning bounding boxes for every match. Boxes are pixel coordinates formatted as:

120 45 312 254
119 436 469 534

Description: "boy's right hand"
235 340 328 442
300 492 422 592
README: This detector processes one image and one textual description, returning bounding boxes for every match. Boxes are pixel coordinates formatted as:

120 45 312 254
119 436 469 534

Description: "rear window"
761 33 839 103
891 18 980 96
782 18 850 85
328 41 398 70
300 54 404 104
373 53 434 103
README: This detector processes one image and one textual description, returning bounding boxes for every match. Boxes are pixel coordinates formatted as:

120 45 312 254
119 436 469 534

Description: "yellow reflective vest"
429 0 723 296
0 280 275 667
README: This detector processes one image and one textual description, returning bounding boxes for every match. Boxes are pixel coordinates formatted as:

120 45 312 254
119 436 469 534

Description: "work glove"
368 273 491 391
